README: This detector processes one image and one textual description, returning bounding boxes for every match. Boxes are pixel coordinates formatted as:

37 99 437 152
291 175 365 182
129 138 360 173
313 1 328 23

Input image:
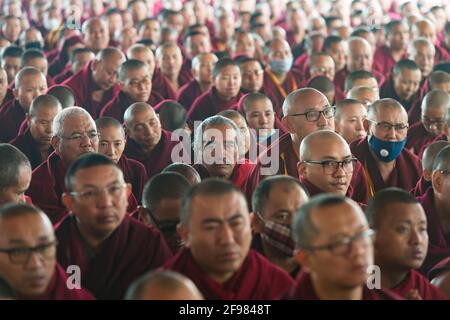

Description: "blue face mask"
270 58 293 74
369 135 407 162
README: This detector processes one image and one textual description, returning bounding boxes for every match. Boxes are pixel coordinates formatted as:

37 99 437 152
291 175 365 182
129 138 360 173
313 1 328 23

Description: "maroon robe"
262 70 300 116
10 128 53 169
334 67 386 93
53 66 74 84
17 264 94 300
123 129 178 178
163 248 294 300
417 188 450 274
0 87 14 108
429 256 450 282
117 155 148 203
176 79 203 111
410 176 431 197
406 122 437 156
99 90 164 123
389 269 447 300
62 61 120 118
0 99 26 142
372 45 404 76
283 270 402 300
151 68 192 100
187 87 244 123
350 137 422 196
56 215 172 299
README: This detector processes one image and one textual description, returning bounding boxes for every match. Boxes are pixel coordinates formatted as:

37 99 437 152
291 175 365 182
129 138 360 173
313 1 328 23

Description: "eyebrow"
79 180 121 188
320 155 352 160
201 213 244 225
328 225 366 240
8 236 51 245
304 104 331 112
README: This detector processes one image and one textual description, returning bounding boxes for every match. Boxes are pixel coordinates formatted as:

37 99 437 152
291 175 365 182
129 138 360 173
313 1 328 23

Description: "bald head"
123 102 155 128
367 98 407 120
82 17 109 53
347 86 380 108
347 37 373 72
14 66 45 89
422 141 450 172
412 19 436 43
422 90 450 114
163 162 201 185
429 71 450 92
300 130 349 161
282 88 329 117
46 85 75 109
29 94 62 117
96 47 126 62
95 116 125 137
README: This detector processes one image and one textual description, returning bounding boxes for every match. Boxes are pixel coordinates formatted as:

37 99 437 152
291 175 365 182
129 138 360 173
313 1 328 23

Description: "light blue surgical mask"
369 135 407 162
270 57 293 74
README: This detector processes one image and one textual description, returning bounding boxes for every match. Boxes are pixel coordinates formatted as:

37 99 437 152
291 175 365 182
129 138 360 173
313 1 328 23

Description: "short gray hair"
52 106 95 138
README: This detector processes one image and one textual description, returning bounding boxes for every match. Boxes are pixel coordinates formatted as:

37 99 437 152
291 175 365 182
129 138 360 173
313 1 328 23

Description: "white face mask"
44 18 61 31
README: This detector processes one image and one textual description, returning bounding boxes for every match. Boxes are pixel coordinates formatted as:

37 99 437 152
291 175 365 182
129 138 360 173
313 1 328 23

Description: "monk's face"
28 105 59 147
387 23 409 51
234 33 255 58
393 69 421 101
0 213 56 296
201 124 239 179
414 22 436 44
422 106 446 137
374 202 428 271
158 46 183 79
185 192 252 283
347 41 373 72
97 125 125 163
14 74 47 112
92 55 124 91
1 56 20 84
53 114 98 164
229 116 250 156
301 202 373 290
120 67 152 102
282 92 335 142
0 164 31 206
0 69 8 102
310 56 335 81
244 99 275 139
335 103 367 143
326 41 346 72
240 61 264 93
409 44 434 77
26 57 48 76
126 108 162 150
214 65 241 100
84 19 110 52
193 54 216 85
139 20 160 44
368 107 408 142
350 78 378 92
72 51 95 73
187 34 211 59
64 165 131 238
129 49 156 78
350 87 380 109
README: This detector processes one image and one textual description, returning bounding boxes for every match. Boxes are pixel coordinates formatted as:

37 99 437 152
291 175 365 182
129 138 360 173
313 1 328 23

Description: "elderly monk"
366 188 446 299
347 86 380 109
334 99 368 143
57 153 172 299
0 67 47 142
63 47 125 118
123 102 179 178
11 95 61 169
407 38 436 81
351 98 422 196
125 270 203 300
284 194 400 300
100 59 163 122
162 162 201 185
251 175 309 277
82 17 110 54
0 204 94 299
411 20 450 65
46 85 76 109
127 44 156 79
27 107 98 225
0 144 31 206
163 179 295 299
406 90 450 156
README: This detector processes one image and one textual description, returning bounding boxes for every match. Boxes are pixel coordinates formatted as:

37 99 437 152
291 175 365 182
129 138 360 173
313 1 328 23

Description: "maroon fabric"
62 61 120 119
390 269 447 300
372 45 404 76
417 188 450 275
262 70 301 116
435 45 450 64
10 128 52 170
99 90 164 123
176 79 203 111
151 68 192 100
0 88 14 107
429 256 450 281
123 129 178 178
48 35 84 77
406 122 437 156
410 176 431 197
18 263 94 300
351 137 422 195
0 99 26 142
163 248 294 299
56 215 172 299
53 67 74 84
117 155 148 203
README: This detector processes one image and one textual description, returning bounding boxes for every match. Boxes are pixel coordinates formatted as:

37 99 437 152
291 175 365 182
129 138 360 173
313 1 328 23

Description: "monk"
27 107 98 225
177 52 217 111
411 19 450 65
162 162 201 185
322 35 346 76
82 17 110 54
187 58 243 123
251 175 309 277
351 98 422 196
53 48 96 84
163 179 295 299
181 30 212 77
127 44 156 79
46 85 76 109
406 90 450 156
20 49 53 87
347 86 380 109
0 67 47 142
125 270 203 300
366 188 446 299
407 38 435 80
95 116 148 204
157 100 190 134
307 76 336 105
417 145 450 274
139 172 190 253
0 144 31 206
100 59 162 122
11 95 61 169
63 47 125 119
231 30 256 58
1 46 22 85
344 70 379 94
307 52 336 83
0 67 13 107
335 99 368 143
379 59 422 124
284 194 400 300
58 153 172 299
0 204 94 299
429 71 450 93
123 102 179 178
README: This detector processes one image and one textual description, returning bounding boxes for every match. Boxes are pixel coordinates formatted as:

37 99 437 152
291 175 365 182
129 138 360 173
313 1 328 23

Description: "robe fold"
151 68 192 100
117 155 148 204
53 67 74 84
163 248 294 300
0 99 26 142
176 79 203 111
350 137 422 196
56 215 172 299
10 128 53 169
429 256 450 281
406 122 437 157
410 176 431 197
372 45 403 76
389 269 447 300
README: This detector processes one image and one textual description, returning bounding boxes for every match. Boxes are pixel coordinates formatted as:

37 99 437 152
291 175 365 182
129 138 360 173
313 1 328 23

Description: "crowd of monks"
1 0 450 301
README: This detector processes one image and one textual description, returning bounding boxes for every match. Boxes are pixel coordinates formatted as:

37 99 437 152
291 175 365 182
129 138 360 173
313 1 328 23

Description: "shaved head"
47 85 76 109
282 88 329 117
422 141 450 172
300 129 349 161
367 98 407 120
124 102 155 128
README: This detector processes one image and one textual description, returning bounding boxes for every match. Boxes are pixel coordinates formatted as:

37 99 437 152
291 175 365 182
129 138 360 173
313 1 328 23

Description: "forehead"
61 114 95 132
125 66 148 78
217 65 240 75
73 165 123 186
246 99 272 111
241 61 262 70
203 124 237 140
98 125 124 138
312 56 333 66
373 106 407 121
339 103 367 116
379 202 426 225
131 50 153 61
33 105 59 117
199 54 217 64
271 41 290 52
19 73 46 85
88 20 106 31
350 41 370 54
102 55 124 67
413 43 434 53
162 46 181 56
308 136 351 157
292 92 329 112
131 108 156 122
267 182 305 204
398 68 421 78
0 214 53 244
190 192 247 222
353 78 378 88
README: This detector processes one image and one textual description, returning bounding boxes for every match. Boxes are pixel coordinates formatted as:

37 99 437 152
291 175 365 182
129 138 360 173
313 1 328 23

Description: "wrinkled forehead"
291 92 329 112
131 108 156 123
73 164 124 187
372 105 408 122
0 213 53 245
202 124 237 142
61 114 96 133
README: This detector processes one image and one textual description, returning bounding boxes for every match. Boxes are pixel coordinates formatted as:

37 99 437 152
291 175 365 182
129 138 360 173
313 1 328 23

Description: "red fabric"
429 256 450 281
406 122 437 157
262 70 301 116
10 128 52 170
18 263 94 300
48 35 84 77
390 269 447 300
56 215 172 299
53 67 74 84
417 188 450 275
163 248 294 299
410 176 431 197
117 155 148 203
0 99 26 142
176 79 203 111
351 137 422 195
0 88 14 107
435 45 450 64
372 45 403 76
62 61 120 119
151 68 192 100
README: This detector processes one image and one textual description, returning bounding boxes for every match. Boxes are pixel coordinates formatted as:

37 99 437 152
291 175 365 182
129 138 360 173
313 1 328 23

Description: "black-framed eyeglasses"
69 183 127 200
366 119 408 132
303 229 375 256
302 158 358 175
59 131 100 142
0 240 58 265
288 106 336 122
